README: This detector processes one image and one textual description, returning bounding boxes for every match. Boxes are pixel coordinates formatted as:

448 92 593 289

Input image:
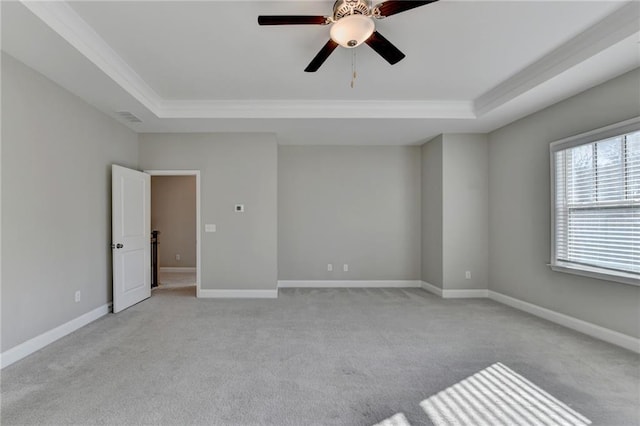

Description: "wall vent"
116 111 142 123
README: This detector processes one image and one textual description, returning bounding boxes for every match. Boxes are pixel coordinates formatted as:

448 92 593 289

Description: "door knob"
111 243 124 249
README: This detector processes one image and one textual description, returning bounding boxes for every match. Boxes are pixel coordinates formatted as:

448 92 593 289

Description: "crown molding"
20 0 163 112
156 99 476 119
474 1 640 117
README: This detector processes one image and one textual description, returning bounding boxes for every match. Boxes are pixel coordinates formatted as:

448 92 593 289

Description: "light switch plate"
205 224 216 233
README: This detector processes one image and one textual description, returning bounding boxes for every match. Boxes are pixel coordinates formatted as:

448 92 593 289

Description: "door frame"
145 170 202 298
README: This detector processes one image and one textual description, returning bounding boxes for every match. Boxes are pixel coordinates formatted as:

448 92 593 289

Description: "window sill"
549 262 639 287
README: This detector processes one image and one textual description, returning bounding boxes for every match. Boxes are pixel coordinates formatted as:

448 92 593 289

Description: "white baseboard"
198 289 278 298
443 289 490 298
0 303 111 369
420 281 443 296
159 267 196 273
488 291 640 354
420 282 488 298
278 280 423 288
420 282 638 353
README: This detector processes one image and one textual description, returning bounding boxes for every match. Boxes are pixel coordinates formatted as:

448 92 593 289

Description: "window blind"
553 130 639 276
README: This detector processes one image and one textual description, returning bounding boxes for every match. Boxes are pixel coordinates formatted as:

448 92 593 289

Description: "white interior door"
112 165 151 313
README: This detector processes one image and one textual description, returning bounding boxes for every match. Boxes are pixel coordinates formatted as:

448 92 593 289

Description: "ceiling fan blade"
365 31 405 65
375 0 438 17
304 40 339 72
258 15 327 25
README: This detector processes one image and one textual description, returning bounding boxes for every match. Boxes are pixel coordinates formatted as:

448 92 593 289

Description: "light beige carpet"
2 288 635 425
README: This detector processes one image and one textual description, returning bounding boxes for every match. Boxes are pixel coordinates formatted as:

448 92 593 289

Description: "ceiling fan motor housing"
333 0 372 20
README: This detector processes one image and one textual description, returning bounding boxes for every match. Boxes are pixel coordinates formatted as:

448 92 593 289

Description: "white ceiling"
2 0 639 145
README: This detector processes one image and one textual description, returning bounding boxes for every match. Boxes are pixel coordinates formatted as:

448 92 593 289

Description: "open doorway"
147 170 201 297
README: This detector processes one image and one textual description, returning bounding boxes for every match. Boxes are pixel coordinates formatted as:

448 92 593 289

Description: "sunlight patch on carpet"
420 362 591 426
373 412 411 426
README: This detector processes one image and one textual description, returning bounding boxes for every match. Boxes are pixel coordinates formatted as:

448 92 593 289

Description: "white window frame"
550 116 640 287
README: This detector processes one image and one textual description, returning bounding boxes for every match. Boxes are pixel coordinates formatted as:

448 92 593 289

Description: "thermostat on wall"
235 204 245 213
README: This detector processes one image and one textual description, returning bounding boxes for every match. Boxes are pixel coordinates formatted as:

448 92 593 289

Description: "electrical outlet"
75 291 81 303
327 264 333 272
176 254 181 261
465 271 471 279
343 264 349 272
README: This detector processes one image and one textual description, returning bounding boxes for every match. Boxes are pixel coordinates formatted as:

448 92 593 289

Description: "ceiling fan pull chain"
351 49 357 88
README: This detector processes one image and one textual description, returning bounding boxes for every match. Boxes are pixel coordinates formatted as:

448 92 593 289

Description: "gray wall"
488 68 640 338
151 176 197 268
421 134 489 291
442 134 489 290
1 53 139 352
139 133 278 291
278 146 421 281
421 136 443 288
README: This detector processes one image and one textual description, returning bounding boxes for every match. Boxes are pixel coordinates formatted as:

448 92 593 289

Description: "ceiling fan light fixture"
330 15 375 48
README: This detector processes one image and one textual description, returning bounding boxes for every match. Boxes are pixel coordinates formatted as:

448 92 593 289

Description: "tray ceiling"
2 0 639 145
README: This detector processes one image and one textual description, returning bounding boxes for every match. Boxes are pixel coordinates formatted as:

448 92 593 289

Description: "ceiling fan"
258 0 438 72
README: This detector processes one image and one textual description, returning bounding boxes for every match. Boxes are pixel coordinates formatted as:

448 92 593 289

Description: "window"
550 117 639 286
